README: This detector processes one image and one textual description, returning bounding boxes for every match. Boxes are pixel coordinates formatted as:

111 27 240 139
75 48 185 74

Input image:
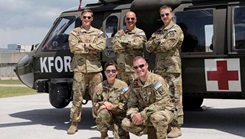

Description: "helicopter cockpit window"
105 16 118 38
233 7 245 50
42 16 76 51
175 9 214 53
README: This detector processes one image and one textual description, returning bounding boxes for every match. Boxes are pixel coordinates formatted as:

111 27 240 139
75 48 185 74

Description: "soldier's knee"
96 109 111 123
121 118 131 129
121 118 147 136
97 109 110 116
150 111 172 126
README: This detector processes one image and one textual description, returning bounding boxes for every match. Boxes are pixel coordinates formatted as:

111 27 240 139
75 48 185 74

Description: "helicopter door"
175 8 215 94
102 12 121 62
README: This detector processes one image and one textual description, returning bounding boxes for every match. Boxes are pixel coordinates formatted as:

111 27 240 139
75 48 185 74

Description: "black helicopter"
14 0 245 109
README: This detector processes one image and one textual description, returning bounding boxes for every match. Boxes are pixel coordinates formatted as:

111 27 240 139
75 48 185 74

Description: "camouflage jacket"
127 72 174 120
93 79 129 115
146 21 184 73
69 26 106 73
112 27 146 72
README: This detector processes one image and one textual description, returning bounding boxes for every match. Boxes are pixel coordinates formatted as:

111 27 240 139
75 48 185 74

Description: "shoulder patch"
122 86 129 92
99 31 103 35
167 31 175 37
154 82 162 90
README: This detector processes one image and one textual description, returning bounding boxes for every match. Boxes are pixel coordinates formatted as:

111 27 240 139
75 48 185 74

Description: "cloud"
0 0 80 29
0 0 98 48
0 27 48 45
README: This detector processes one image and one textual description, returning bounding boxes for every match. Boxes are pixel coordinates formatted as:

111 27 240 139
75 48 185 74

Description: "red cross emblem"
207 60 239 90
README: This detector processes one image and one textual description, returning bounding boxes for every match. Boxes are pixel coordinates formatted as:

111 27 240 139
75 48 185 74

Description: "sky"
0 0 98 48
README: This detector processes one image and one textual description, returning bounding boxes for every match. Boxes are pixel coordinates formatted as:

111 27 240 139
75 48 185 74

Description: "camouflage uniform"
69 26 106 122
121 72 174 139
111 28 146 85
146 21 184 126
93 79 130 139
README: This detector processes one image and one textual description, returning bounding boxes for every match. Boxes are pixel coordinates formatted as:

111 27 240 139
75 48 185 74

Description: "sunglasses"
161 13 170 17
126 17 135 21
83 16 92 19
105 69 117 74
133 64 145 70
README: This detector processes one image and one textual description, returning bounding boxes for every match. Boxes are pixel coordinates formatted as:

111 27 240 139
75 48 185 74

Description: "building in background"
0 44 32 53
0 43 32 79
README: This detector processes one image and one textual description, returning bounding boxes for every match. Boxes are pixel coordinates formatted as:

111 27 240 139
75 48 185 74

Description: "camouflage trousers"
157 72 184 126
121 110 174 139
117 71 136 85
96 109 130 139
70 71 102 122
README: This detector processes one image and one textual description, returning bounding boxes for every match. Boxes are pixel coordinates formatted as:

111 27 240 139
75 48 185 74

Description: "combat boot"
100 132 109 139
167 126 182 138
67 122 78 135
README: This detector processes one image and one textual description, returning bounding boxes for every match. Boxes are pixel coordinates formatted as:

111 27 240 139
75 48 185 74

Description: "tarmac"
0 93 245 139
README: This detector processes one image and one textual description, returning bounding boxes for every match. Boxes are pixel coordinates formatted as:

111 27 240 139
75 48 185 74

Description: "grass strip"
0 87 36 98
0 80 23 84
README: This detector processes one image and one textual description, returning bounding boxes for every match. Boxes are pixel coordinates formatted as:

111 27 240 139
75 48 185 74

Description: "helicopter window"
175 9 214 53
42 16 76 51
105 16 118 38
233 7 245 50
102 15 118 62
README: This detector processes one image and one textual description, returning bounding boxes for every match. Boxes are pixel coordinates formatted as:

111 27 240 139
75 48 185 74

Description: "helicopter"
14 0 245 109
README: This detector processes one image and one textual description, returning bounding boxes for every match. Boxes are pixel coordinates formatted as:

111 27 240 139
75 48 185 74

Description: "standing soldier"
146 5 184 138
67 9 106 135
121 56 174 139
93 60 130 139
112 11 146 85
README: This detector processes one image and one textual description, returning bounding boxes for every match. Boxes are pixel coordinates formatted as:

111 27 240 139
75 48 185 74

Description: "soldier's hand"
74 51 81 54
119 30 125 34
78 42 85 46
97 105 107 113
103 101 114 110
131 113 143 125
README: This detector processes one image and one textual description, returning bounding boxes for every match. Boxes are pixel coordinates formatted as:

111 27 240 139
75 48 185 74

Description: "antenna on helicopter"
78 0 82 11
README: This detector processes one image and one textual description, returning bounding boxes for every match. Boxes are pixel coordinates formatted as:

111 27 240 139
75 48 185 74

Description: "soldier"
93 60 130 139
145 5 184 138
111 11 146 85
121 56 174 139
67 9 106 135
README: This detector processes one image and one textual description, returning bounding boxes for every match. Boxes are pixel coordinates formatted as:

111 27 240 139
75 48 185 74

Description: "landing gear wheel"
49 84 71 108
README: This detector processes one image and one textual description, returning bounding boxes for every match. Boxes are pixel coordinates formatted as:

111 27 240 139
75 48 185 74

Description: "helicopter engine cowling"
131 0 181 11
